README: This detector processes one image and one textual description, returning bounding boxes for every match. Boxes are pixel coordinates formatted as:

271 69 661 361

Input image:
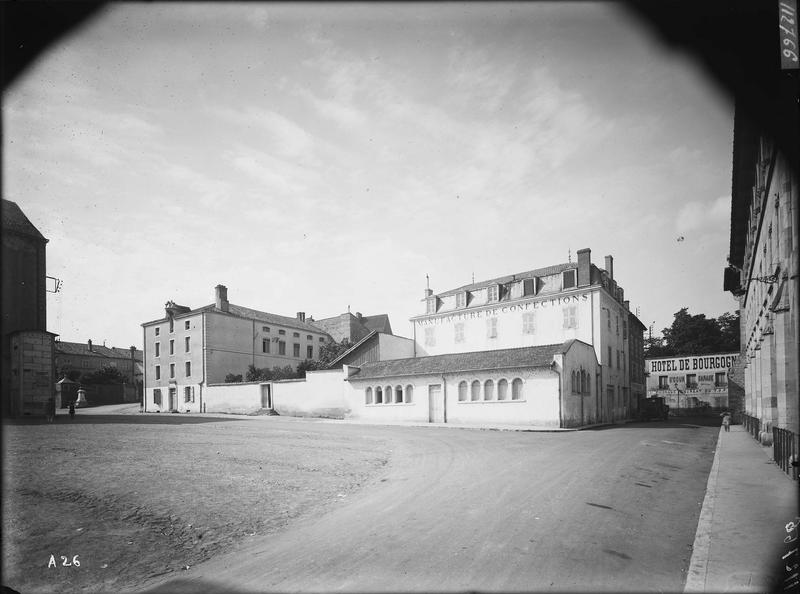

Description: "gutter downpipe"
555 359 563 428
142 326 147 413
200 312 206 414
441 374 447 423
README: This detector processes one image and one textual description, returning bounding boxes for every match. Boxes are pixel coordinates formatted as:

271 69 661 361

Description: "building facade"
141 285 332 413
54 340 143 402
645 352 740 412
310 312 392 344
410 248 645 423
1 199 55 416
724 104 799 445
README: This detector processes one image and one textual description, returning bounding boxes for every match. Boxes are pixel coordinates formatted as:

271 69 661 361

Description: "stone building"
645 352 740 413
310 311 392 344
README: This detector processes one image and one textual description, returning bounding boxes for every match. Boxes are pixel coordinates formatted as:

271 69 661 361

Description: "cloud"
224 147 310 195
211 106 314 158
675 195 730 234
294 87 367 128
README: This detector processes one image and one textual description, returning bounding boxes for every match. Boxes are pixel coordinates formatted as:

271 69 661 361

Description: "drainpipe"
554 360 563 428
142 327 147 413
200 312 206 414
441 374 447 423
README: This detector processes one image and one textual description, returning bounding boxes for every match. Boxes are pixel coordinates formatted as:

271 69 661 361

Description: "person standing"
722 412 731 432
68 401 75 420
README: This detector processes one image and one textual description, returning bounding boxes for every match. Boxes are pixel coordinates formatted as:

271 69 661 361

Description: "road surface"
142 420 718 593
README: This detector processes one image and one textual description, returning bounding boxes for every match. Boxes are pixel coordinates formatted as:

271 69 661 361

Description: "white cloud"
675 195 730 235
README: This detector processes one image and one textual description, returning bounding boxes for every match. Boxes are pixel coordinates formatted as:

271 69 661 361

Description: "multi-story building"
54 340 143 400
310 311 392 344
724 102 798 453
1 199 56 416
645 352 740 412
141 285 333 413
408 248 645 423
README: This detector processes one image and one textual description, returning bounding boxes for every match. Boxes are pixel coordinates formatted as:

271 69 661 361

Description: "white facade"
645 353 739 411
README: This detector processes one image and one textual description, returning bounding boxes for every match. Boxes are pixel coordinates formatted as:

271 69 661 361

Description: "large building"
724 102 798 452
405 248 644 424
1 199 57 417
142 285 334 412
54 340 143 402
645 352 740 413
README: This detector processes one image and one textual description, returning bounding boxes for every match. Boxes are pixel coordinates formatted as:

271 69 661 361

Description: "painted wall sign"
415 293 589 326
648 354 739 373
780 0 799 69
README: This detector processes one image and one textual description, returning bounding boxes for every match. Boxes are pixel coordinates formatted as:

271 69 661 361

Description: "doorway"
260 384 272 409
168 387 177 412
428 384 444 423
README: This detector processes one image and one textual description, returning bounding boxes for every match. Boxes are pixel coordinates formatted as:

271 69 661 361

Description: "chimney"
577 248 591 287
624 300 630 312
215 285 229 312
88 339 93 352
424 288 433 298
297 312 306 322
356 312 363 321
604 255 614 280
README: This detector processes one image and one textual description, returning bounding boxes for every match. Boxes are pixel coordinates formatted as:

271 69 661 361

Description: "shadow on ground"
2 414 242 426
588 415 728 430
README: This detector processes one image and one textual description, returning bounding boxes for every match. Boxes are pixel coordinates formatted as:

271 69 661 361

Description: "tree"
646 308 741 358
224 373 243 383
80 365 126 385
245 365 272 382
317 339 354 367
58 367 82 382
296 359 323 378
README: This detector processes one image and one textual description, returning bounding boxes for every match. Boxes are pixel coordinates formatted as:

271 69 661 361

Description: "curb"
684 426 723 593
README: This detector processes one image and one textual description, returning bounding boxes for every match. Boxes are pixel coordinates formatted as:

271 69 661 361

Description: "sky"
3 2 738 349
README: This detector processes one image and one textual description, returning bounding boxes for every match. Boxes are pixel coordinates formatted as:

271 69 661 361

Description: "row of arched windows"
571 369 591 395
458 378 524 402
365 385 414 405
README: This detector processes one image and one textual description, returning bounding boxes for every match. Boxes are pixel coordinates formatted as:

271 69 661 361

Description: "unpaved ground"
2 413 390 593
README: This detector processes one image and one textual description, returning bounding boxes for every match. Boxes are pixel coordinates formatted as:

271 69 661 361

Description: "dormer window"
456 291 469 308
523 278 539 297
487 285 499 302
426 297 439 314
562 269 577 289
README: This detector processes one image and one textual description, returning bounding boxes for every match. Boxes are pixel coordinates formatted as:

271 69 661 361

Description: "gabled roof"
55 341 141 360
2 199 47 241
329 331 378 367
435 263 576 298
349 344 566 380
361 314 392 334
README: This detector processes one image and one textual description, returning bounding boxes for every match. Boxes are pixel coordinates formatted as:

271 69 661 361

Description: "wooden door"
428 384 444 423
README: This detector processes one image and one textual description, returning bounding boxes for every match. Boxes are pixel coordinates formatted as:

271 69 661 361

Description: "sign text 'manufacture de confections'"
649 354 739 373
415 293 589 326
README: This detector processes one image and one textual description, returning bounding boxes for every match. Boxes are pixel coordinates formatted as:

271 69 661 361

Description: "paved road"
142 420 718 593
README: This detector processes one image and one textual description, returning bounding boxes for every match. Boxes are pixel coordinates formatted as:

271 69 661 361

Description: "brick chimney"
87 339 93 352
215 285 229 312
577 248 591 287
604 255 614 280
297 312 306 322
356 312 363 321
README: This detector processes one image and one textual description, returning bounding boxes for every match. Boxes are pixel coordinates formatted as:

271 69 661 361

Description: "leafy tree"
224 373 243 383
717 311 741 352
270 365 296 380
246 365 272 382
646 308 741 358
80 365 126 385
296 359 323 378
58 367 82 382
317 339 354 367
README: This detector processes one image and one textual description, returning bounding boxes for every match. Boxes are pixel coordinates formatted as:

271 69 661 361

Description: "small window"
487 317 498 339
523 312 536 334
487 285 499 302
184 320 190 330
562 269 577 289
184 386 192 403
307 335 312 340
511 378 523 400
155 365 161 380
278 341 286 355
426 297 438 314
293 332 300 338
404 385 413 404
153 389 162 405
155 342 160 357
498 378 508 400
623 321 628 339
279 329 286 335
169 319 174 333
658 375 669 389
185 361 191 377
319 337 325 342
425 327 436 347
293 343 300 357
563 306 577 329
385 386 392 404
608 346 612 367
155 327 160 336
456 292 467 308
307 345 313 359
365 387 373 405
454 323 465 343
686 374 697 389
471 380 481 401
375 386 383 404
185 336 190 352
714 372 726 387
484 379 494 401
169 363 175 378
169 340 175 355
262 339 270 354
395 386 403 403
607 309 611 329
263 326 270 332
571 370 577 393
523 278 538 296
458 381 468 402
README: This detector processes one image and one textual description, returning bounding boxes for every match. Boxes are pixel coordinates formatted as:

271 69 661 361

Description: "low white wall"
203 382 265 414
272 370 350 418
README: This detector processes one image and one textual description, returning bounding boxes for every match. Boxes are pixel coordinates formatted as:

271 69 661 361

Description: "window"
185 361 191 377
262 339 270 354
487 317 498 339
155 327 160 336
307 345 313 359
686 374 697 389
153 389 162 406
426 297 438 314
169 340 174 355
185 337 190 352
454 323 465 343
279 329 286 335
607 309 611 329
307 335 312 340
523 312 536 334
375 387 383 404
623 321 628 339
523 277 537 296
571 370 577 393
278 341 286 355
425 327 436 347
404 385 413 404
511 378 523 400
608 346 612 367
616 316 619 335
471 380 481 401
169 319 174 333
169 363 175 378
562 269 577 289
293 343 300 357
563 306 577 329
263 326 270 333
293 332 300 338
498 379 508 400
487 285 499 302
155 365 161 380
456 292 468 308
394 386 403 403
385 386 392 404
155 342 160 357
714 372 727 387
184 386 192 403
319 337 325 342
658 375 669 389
484 379 494 401
365 387 373 405
184 320 190 330
617 350 620 369
458 381 468 401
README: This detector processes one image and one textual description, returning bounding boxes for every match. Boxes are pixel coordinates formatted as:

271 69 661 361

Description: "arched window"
365 387 373 405
471 380 481 401
458 381 468 402
571 370 576 393
484 379 495 400
497 379 508 400
580 371 586 394
395 385 403 403
385 386 392 404
376 386 383 404
404 385 413 403
512 378 523 400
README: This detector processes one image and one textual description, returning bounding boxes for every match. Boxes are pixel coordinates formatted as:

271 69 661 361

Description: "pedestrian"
722 412 731 432
46 398 56 423
69 401 75 420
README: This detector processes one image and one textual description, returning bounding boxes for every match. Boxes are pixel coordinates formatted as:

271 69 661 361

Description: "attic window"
456 291 469 308
487 285 499 302
523 278 538 296
426 297 439 314
562 269 577 289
